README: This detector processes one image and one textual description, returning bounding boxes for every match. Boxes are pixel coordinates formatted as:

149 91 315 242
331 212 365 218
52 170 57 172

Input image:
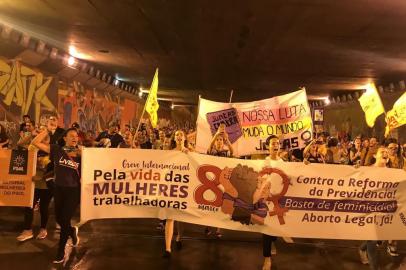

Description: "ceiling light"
68 44 92 59
68 56 75 66
69 45 77 55
171 103 175 110
138 91 143 98
324 97 330 105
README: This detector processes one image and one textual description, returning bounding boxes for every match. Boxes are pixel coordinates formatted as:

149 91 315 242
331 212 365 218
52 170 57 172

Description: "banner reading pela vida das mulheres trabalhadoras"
81 148 406 240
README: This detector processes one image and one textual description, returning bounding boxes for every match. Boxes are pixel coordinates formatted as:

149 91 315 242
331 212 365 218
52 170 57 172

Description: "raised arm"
17 133 32 147
32 129 51 153
207 134 217 153
225 136 234 157
303 139 316 156
0 139 9 148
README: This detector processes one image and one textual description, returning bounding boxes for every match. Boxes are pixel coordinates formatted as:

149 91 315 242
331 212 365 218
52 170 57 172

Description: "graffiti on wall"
0 59 56 123
0 58 57 143
0 57 141 142
57 81 138 132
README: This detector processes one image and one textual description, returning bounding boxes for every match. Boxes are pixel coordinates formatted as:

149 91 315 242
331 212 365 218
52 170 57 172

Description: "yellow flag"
145 68 159 128
358 83 385 127
385 91 406 137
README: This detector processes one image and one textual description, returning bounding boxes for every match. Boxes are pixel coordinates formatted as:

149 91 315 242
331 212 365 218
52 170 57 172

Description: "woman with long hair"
32 127 81 263
163 130 188 258
205 126 234 238
349 137 363 165
359 147 390 269
261 135 282 270
303 139 325 164
384 139 403 257
17 130 53 242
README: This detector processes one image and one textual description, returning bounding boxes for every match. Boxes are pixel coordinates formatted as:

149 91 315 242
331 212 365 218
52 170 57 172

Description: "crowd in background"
0 113 405 269
1 114 405 172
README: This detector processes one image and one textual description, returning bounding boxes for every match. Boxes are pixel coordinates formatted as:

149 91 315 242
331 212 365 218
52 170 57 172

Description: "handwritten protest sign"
196 89 313 156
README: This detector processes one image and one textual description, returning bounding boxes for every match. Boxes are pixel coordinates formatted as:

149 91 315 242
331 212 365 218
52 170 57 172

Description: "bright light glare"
324 97 331 105
68 56 75 66
69 45 77 55
364 83 377 94
68 44 92 59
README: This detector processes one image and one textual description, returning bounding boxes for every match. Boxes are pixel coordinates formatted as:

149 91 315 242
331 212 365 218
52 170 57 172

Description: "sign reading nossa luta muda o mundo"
81 148 406 240
195 89 313 157
0 149 36 207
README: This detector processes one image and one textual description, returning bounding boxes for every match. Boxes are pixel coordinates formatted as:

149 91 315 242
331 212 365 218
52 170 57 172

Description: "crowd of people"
0 113 405 269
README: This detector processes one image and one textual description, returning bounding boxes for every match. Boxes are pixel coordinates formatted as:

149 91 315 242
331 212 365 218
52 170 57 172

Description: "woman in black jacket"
32 127 81 263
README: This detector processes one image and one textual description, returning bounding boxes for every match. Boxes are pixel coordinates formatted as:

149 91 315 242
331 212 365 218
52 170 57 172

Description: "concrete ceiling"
1 0 406 102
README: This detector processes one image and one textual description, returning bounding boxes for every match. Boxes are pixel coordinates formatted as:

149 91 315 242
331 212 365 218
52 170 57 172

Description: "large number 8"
195 165 223 207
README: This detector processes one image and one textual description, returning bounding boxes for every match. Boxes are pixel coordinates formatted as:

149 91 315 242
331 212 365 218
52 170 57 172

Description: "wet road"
0 207 405 270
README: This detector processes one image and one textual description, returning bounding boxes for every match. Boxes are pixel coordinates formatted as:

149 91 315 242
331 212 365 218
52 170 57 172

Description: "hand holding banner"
196 89 313 156
0 149 36 207
81 148 406 240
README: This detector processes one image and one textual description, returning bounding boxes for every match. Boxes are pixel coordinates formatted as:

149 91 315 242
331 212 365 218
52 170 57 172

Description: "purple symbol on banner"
206 108 243 143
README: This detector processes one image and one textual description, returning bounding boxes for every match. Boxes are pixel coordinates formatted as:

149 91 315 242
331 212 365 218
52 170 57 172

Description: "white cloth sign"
195 89 313 156
81 148 406 240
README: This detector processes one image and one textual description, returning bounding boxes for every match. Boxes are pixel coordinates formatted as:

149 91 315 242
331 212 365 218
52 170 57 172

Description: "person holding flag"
133 68 159 148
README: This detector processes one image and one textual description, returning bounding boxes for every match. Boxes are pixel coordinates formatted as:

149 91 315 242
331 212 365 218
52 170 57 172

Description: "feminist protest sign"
0 149 36 207
81 148 406 240
195 89 313 156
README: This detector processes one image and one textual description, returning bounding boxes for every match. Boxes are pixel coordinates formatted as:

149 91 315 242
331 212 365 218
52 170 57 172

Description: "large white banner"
195 89 313 156
81 148 406 240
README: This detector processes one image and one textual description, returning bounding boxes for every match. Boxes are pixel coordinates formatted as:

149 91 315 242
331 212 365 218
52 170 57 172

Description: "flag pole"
134 97 148 136
133 69 156 140
195 94 202 132
229 89 234 103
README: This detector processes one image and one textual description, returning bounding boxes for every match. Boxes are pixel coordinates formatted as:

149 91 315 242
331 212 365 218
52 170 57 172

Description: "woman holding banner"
32 127 81 264
359 146 391 269
205 125 234 238
386 139 406 171
260 135 283 270
384 138 403 257
207 123 233 157
163 129 188 258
